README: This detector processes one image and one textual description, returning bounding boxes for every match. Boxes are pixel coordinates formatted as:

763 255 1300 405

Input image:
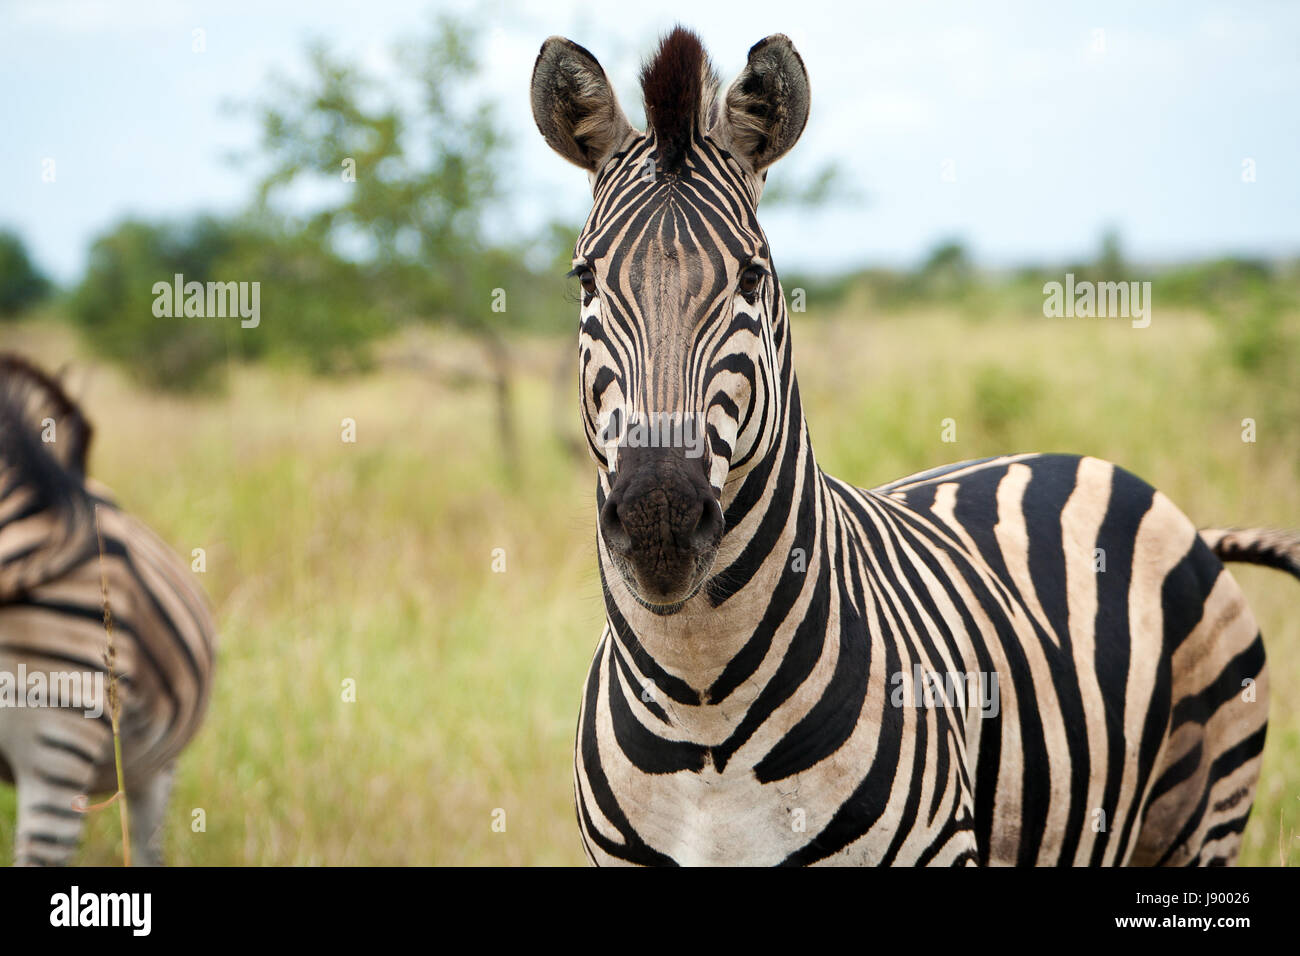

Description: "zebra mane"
0 354 98 601
0 353 93 482
640 26 719 173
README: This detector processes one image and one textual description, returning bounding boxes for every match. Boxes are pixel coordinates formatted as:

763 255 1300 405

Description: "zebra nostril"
599 495 632 554
691 495 724 552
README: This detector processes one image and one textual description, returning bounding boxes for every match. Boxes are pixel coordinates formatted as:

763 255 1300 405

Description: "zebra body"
532 28 1297 866
0 356 217 865
579 452 1268 865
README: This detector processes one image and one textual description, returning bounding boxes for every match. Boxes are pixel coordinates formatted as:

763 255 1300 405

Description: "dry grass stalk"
93 503 131 867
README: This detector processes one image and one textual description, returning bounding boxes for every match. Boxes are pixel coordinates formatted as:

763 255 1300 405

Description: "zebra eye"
579 269 597 296
739 266 763 296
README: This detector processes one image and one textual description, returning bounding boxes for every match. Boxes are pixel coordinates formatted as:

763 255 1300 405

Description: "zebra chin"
608 551 718 616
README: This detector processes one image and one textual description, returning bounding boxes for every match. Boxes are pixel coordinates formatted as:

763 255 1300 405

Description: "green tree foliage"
242 14 571 475
65 14 536 400
247 16 538 332
917 239 974 297
68 216 387 391
70 217 243 390
0 230 51 318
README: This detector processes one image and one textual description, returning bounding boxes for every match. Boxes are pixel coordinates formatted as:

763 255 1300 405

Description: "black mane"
640 26 717 173
0 354 93 511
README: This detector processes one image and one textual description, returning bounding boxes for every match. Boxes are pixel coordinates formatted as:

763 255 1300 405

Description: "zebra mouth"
628 575 708 616
634 594 689 616
609 550 716 616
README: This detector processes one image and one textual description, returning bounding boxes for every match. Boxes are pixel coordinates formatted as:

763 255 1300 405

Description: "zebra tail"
1199 527 1300 581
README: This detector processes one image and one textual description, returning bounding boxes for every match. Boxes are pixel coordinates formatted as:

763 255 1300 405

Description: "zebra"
0 354 217 865
530 27 1300 866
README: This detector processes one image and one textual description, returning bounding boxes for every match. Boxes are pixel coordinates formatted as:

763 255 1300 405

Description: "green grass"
0 302 1296 865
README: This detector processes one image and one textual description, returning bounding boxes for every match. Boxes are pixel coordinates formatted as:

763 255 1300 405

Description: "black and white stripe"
533 27 1297 866
0 355 217 865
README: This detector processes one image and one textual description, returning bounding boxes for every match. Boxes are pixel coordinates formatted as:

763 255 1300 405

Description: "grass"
0 299 1296 866
92 503 131 866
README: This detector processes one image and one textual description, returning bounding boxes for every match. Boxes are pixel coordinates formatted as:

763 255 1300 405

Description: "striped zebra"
0 355 217 865
530 27 1300 866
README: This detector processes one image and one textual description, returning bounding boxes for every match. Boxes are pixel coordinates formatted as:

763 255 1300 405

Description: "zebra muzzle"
599 444 723 611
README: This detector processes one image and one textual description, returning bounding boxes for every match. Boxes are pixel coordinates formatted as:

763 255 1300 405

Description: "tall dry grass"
0 301 1295 865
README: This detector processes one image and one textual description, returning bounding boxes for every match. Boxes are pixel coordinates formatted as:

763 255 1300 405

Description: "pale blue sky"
2 0 1298 283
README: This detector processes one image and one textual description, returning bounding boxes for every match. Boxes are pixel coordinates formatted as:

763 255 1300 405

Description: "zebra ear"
714 34 810 177
531 37 634 174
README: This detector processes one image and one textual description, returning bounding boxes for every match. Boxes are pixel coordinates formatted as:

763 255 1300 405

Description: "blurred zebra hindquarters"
0 354 217 865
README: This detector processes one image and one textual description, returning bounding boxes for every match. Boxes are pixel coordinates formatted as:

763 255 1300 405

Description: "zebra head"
532 27 810 615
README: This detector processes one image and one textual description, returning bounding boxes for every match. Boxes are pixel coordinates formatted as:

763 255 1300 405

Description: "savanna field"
0 299 1296 865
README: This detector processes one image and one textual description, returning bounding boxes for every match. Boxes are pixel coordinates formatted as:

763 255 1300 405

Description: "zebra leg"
7 709 111 866
126 761 175 866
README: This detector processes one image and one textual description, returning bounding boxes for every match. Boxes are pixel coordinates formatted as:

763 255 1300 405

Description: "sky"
2 0 1298 284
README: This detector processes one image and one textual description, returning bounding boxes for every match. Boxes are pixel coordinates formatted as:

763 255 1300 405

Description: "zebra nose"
599 446 722 599
601 488 723 557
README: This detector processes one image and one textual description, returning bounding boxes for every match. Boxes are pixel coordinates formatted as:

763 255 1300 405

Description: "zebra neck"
601 375 839 717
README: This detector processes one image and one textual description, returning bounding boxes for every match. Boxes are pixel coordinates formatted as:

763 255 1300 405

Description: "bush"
68 216 392 390
0 230 51 317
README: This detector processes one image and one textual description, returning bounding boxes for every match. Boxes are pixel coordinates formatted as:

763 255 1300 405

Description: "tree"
70 217 244 390
917 239 974 299
244 14 528 475
1094 228 1126 281
0 230 51 318
68 215 388 390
